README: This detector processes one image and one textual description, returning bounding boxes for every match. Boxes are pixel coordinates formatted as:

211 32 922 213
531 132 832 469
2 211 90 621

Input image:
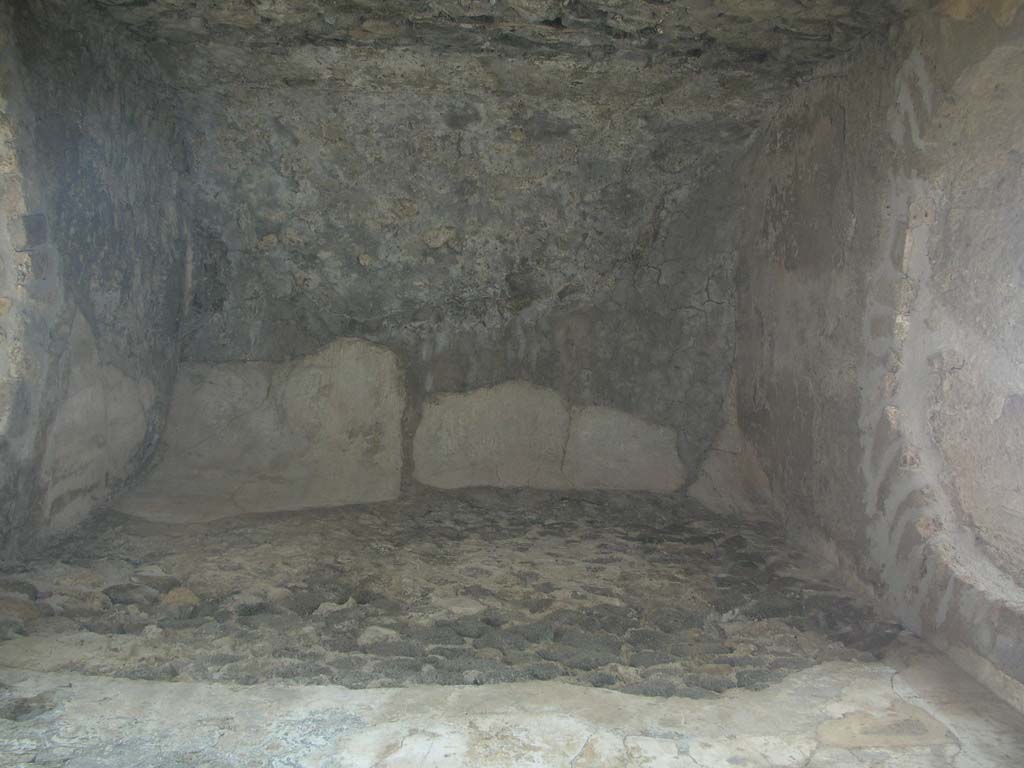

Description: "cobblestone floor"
0 489 902 700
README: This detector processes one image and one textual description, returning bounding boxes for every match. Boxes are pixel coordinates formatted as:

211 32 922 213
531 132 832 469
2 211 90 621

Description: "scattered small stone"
683 672 735 693
281 589 323 616
620 680 680 698
103 583 159 606
0 594 40 622
432 595 486 615
650 607 705 633
0 618 26 640
133 567 181 593
519 619 556 644
161 587 200 608
0 578 39 601
123 663 178 682
746 593 799 620
364 639 425 657
473 627 528 653
626 628 672 650
459 585 495 600
357 625 400 646
629 650 675 667
736 668 784 689
448 615 487 639
518 596 554 613
423 226 456 249
232 593 268 616
520 661 564 680
536 643 619 671
352 584 382 605
0 489 905 696
313 601 346 616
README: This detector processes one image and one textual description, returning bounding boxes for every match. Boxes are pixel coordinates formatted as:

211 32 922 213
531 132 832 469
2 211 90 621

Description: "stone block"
117 337 403 521
413 381 569 489
413 380 684 493
564 406 685 493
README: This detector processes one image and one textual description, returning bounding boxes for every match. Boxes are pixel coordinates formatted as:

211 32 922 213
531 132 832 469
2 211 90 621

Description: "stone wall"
733 2 1024 709
175 68 739 484
5 0 746 546
0 1 194 557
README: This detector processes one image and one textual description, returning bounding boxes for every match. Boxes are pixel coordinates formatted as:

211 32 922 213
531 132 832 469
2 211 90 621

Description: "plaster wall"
0 2 194 557
117 337 403 522
734 1 1024 708
413 381 685 492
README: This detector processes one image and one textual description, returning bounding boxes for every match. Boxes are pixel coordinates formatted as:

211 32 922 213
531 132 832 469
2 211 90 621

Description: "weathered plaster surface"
413 381 684 492
38 312 155 534
119 337 405 520
733 3 1024 709
924 43 1024 586
563 405 684 492
0 1 194 557
413 382 570 490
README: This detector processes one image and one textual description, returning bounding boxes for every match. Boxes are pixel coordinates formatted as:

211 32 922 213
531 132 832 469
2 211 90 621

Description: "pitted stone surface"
2 489 901 696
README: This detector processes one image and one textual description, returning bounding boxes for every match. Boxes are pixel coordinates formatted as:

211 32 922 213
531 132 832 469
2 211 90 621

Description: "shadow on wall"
1 1 194 558
0 67 45 554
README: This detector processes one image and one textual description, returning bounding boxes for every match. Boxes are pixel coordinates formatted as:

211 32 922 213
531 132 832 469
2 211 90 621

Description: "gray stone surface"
0 2 194 557
38 312 155 533
731 1 1024 713
77 0 923 73
563 405 684 492
3 648 1021 767
413 382 569 490
1 489 903 694
118 337 404 521
413 382 685 492
923 42 1024 587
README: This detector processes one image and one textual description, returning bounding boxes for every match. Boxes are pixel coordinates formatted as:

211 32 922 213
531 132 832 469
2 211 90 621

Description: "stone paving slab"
1 642 1022 767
